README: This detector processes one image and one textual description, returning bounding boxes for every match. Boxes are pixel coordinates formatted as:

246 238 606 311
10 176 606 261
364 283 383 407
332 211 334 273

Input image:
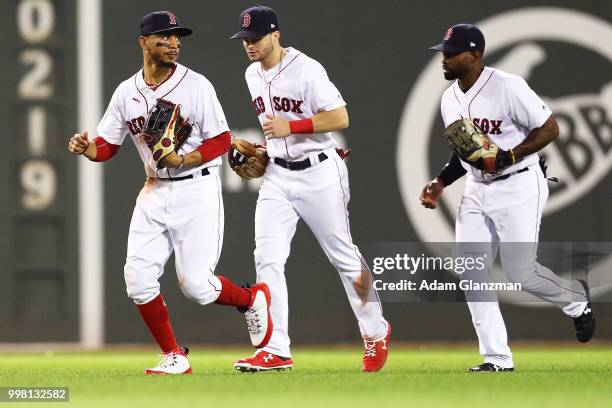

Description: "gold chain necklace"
146 67 173 88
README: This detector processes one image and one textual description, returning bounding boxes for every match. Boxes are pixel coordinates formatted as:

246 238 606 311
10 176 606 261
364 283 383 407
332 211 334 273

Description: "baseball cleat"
234 350 293 372
244 283 273 348
574 280 596 343
145 346 192 375
362 321 391 372
468 362 514 372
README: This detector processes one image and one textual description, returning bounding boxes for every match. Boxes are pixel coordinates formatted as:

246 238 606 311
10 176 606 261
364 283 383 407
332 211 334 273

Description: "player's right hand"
419 178 445 209
262 114 291 139
68 131 90 155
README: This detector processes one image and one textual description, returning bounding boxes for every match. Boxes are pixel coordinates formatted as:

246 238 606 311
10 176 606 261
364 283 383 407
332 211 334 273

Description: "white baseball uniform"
244 47 388 357
98 62 229 305
440 66 588 367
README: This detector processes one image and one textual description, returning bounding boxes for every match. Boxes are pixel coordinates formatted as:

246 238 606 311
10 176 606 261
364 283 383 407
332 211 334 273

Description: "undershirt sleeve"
436 152 467 186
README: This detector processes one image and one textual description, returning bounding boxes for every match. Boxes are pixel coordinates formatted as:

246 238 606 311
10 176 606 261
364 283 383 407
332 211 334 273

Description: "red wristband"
289 118 314 134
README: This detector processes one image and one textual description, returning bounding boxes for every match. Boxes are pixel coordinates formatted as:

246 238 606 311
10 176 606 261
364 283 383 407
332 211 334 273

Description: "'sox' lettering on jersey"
126 116 146 136
272 96 304 113
253 96 266 115
473 118 503 135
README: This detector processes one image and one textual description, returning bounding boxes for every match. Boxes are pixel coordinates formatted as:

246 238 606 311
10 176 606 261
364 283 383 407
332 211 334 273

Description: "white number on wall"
21 160 56 210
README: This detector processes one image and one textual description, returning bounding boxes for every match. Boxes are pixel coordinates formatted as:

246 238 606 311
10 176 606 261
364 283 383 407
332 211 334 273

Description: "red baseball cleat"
145 347 192 375
234 350 293 372
362 322 391 372
244 283 273 348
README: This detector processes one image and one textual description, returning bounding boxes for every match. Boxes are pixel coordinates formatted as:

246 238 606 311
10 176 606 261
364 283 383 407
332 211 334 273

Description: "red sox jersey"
440 66 552 181
244 47 346 160
97 63 229 178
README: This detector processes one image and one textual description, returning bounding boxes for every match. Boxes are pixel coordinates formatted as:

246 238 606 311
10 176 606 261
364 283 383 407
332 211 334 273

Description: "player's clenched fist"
68 131 90 155
419 178 445 209
262 114 290 139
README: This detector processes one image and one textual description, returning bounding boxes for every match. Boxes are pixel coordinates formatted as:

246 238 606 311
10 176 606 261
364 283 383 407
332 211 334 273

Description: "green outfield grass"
1 346 611 407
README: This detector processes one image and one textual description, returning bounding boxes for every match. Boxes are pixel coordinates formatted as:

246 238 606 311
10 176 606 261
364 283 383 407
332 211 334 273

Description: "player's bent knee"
179 277 219 306
124 258 161 304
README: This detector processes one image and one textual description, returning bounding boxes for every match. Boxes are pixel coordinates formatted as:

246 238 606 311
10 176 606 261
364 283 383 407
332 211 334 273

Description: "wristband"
289 118 314 134
509 149 517 164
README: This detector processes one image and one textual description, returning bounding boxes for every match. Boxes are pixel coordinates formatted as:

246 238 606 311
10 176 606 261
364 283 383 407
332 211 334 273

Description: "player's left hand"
444 117 518 174
493 149 515 173
419 178 445 209
159 151 183 169
262 114 290 139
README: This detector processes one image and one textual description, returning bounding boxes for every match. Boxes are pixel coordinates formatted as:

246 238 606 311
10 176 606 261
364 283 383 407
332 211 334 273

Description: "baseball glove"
142 99 192 168
444 117 516 174
228 139 269 180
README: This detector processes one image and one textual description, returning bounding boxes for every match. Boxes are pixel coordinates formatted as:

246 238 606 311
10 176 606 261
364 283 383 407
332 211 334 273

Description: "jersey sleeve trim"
318 99 347 113
533 111 552 130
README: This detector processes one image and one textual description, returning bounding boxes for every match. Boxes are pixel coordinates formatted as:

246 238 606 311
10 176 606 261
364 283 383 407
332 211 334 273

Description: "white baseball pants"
456 164 588 368
255 149 387 358
124 168 224 306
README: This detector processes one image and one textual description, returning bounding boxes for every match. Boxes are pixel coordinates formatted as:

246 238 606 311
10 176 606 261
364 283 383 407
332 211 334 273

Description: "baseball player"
67 11 272 374
229 5 390 372
421 24 596 371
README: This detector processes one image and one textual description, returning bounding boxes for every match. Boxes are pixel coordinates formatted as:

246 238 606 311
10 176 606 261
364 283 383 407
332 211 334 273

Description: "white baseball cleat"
145 347 192 375
244 283 273 348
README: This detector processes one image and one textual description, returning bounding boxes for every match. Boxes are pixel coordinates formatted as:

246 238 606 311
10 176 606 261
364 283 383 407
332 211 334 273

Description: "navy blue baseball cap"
140 11 193 37
429 24 485 54
230 5 279 39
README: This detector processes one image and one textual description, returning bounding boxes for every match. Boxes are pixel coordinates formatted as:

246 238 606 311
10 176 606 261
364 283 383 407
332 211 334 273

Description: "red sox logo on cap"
166 11 177 25
242 13 251 28
444 27 453 40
